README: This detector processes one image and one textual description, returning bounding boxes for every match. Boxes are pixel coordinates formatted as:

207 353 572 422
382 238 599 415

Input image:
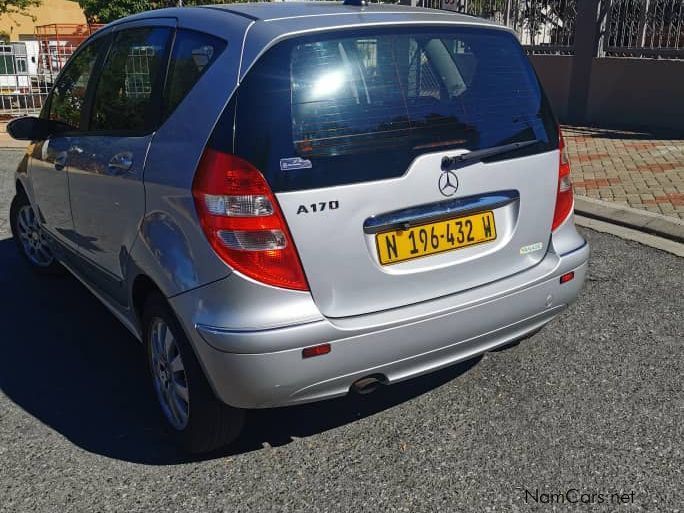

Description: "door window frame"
82 18 177 137
40 30 113 136
41 17 178 138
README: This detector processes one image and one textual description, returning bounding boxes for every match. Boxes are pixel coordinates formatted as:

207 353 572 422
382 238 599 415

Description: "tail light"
192 148 309 291
552 130 573 231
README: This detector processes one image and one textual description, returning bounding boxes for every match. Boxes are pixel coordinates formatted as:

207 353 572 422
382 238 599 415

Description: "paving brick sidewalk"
563 126 684 220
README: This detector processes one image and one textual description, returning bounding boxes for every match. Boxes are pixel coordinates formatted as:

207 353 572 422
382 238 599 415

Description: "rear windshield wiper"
441 139 540 171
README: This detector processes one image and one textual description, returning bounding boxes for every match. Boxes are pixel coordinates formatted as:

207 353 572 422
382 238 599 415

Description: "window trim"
79 33 114 133
40 30 112 135
42 20 228 138
82 24 175 137
159 28 228 124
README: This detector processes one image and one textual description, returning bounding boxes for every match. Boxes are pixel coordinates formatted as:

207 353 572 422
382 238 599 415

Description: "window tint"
163 29 225 120
90 27 171 132
234 27 557 193
48 37 106 130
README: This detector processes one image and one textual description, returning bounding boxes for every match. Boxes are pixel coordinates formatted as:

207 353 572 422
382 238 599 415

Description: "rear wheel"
10 193 63 274
143 293 244 453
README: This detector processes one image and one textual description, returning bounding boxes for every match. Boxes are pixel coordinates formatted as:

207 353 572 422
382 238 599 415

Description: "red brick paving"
563 126 684 220
635 162 680 173
574 153 609 163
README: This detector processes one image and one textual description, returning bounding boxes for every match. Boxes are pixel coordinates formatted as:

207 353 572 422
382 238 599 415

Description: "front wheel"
143 293 245 453
10 193 63 274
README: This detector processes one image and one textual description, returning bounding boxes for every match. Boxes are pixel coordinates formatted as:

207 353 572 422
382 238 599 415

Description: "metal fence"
0 24 102 118
602 0 684 57
420 0 577 53
0 42 46 117
1 1 682 118
421 0 683 58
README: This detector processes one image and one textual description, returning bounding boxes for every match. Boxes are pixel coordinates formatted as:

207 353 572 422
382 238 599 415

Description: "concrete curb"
575 215 684 257
574 196 684 244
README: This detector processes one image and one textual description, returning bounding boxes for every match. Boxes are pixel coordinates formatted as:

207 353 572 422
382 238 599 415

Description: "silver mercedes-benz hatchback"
8 1 589 452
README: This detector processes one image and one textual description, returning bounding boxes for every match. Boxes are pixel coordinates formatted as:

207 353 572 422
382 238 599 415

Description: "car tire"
10 192 64 275
143 292 245 454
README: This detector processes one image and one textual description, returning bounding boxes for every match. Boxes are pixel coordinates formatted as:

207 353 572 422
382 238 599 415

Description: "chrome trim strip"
263 11 462 23
363 190 519 234
238 20 256 85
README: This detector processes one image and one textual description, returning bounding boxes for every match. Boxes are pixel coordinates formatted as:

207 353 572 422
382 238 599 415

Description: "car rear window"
231 26 558 193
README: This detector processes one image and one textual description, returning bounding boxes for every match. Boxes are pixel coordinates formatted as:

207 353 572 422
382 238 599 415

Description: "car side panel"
14 149 32 198
130 14 253 298
28 137 78 251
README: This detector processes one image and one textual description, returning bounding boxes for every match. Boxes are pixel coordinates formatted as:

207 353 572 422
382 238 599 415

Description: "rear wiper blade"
441 139 540 171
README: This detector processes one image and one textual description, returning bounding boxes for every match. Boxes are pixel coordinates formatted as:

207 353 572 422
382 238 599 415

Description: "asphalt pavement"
0 149 682 512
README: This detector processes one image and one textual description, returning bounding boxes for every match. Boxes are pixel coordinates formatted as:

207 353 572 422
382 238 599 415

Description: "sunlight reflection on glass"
311 69 347 98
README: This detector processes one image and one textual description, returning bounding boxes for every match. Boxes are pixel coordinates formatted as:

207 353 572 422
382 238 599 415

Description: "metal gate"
0 23 103 118
416 0 683 59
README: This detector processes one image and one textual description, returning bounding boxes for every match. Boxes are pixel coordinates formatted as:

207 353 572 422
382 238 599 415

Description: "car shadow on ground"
0 236 480 465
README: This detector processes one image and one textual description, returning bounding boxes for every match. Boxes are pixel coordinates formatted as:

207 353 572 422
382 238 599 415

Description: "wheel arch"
15 179 27 197
131 274 164 335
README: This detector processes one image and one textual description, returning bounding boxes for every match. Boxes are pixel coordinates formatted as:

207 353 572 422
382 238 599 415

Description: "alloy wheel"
15 205 54 267
149 318 190 430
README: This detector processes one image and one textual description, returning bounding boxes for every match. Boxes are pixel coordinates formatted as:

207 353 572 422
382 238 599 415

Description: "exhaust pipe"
351 375 386 395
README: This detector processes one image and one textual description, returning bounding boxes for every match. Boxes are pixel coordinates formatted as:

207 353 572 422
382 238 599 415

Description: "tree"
78 0 150 24
0 0 42 17
513 0 577 46
78 0 229 24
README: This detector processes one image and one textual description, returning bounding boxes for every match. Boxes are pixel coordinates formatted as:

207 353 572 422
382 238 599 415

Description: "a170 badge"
296 201 339 215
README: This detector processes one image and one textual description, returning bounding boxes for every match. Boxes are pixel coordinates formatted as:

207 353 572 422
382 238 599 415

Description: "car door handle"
54 151 67 171
107 152 134 175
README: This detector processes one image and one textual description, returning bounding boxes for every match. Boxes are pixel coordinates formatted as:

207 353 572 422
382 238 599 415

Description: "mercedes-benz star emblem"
438 170 459 197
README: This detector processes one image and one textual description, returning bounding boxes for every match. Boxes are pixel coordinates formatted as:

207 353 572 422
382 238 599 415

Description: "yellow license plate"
376 211 497 265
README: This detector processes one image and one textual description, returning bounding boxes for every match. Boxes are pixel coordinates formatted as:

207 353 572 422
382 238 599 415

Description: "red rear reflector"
560 271 575 284
302 343 331 359
192 148 308 291
552 130 574 231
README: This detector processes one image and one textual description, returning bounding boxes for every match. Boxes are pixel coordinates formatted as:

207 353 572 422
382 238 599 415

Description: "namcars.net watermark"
520 488 636 506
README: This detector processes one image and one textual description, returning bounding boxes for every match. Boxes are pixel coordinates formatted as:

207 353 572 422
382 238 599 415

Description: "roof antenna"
343 0 368 6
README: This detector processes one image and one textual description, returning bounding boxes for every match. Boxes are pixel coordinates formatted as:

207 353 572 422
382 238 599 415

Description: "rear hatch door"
234 25 559 318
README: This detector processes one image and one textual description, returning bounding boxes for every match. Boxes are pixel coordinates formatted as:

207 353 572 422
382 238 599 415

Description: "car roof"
203 1 482 23
108 2 512 82
113 2 507 40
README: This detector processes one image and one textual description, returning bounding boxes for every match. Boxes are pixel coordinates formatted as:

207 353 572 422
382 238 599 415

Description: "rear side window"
233 26 557 193
90 27 171 132
163 29 226 120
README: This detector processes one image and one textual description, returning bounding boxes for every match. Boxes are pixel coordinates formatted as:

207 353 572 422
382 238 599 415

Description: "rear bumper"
172 237 589 409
